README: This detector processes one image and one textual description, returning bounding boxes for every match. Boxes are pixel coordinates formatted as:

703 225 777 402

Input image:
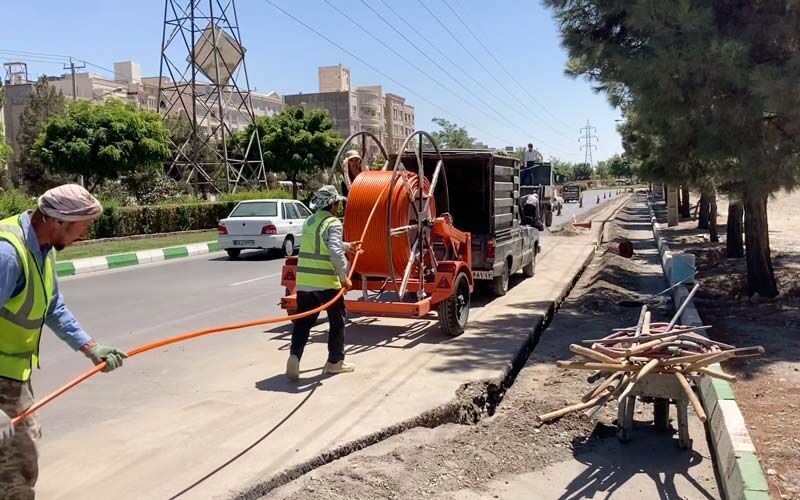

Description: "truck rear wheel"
491 261 509 296
523 252 536 278
438 272 470 337
545 209 553 227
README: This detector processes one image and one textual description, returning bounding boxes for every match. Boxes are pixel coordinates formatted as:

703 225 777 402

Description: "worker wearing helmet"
0 184 126 499
287 185 362 381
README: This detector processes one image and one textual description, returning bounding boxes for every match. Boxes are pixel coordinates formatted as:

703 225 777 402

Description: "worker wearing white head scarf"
0 184 125 498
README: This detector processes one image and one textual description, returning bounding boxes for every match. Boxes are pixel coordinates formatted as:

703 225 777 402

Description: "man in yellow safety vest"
286 185 361 381
0 184 127 500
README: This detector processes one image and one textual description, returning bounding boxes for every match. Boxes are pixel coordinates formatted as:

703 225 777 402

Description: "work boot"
324 360 355 375
286 354 300 381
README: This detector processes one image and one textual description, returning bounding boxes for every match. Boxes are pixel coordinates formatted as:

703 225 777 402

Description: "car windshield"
230 201 278 217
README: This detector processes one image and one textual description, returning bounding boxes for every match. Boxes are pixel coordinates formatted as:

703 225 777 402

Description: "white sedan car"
217 199 312 259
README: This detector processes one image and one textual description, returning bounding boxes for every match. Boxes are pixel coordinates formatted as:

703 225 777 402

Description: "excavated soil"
659 190 800 500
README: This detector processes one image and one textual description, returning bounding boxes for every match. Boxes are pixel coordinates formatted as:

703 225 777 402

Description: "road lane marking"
230 272 281 286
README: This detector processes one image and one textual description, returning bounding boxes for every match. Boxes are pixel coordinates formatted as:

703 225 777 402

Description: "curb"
55 241 222 277
647 199 769 500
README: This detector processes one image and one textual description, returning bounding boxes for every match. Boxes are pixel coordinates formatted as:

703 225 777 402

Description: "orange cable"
11 182 391 426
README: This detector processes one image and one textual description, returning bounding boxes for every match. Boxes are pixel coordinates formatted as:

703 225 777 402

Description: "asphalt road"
30 192 626 499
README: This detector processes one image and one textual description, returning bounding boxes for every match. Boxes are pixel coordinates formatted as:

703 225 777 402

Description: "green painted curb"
738 452 770 494
106 253 139 269
163 246 189 260
56 261 76 277
207 241 221 252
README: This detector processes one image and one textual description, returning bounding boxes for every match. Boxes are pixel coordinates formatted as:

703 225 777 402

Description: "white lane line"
229 272 281 286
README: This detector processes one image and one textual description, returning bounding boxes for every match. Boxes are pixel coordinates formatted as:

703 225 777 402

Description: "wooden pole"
674 372 707 422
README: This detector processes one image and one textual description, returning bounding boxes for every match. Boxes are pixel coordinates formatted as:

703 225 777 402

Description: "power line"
357 0 572 155
440 0 576 132
326 0 568 153
261 0 515 147
416 0 574 143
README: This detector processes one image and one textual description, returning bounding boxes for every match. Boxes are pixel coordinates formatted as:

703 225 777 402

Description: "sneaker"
286 355 300 381
324 360 355 375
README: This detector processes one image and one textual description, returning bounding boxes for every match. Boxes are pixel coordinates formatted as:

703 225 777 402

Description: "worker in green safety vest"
286 185 361 381
0 184 126 500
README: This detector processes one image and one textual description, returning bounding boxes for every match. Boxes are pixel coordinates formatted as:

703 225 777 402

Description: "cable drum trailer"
280 131 474 336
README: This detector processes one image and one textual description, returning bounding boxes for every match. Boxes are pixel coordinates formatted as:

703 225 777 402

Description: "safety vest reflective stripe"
0 214 56 381
296 212 341 289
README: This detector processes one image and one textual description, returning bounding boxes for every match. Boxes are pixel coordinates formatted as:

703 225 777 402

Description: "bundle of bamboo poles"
536 288 764 425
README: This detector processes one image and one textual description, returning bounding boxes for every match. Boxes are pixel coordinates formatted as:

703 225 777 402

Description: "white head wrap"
37 184 103 222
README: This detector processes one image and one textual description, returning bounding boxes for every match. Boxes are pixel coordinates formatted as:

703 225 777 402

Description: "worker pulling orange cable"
9 181 389 428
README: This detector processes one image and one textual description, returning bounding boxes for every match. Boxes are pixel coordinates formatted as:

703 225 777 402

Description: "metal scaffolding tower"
579 119 598 168
158 0 265 193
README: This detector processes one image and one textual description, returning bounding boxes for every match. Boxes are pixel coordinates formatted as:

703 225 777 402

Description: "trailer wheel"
438 272 470 337
491 261 509 297
523 251 536 278
545 209 553 227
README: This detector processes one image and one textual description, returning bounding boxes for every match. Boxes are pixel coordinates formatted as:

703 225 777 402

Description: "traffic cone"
596 195 600 204
604 192 607 199
579 197 583 208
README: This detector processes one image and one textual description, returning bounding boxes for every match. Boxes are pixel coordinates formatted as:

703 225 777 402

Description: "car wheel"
282 237 294 257
226 248 241 259
523 252 536 278
491 261 509 297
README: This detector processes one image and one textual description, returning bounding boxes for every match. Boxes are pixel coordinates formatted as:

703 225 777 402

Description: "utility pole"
64 57 86 186
63 57 85 102
578 119 598 169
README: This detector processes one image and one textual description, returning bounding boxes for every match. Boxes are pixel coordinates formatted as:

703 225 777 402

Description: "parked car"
217 199 312 259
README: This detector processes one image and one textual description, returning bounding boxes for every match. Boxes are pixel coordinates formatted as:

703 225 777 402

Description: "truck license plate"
472 270 493 280
233 240 255 246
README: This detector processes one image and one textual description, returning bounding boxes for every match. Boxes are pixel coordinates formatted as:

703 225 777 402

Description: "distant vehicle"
217 199 312 259
520 161 562 227
562 184 582 203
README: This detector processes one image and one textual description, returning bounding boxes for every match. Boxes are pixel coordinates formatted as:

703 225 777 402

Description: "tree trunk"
291 179 298 199
743 193 777 298
709 191 719 243
680 185 691 218
698 190 710 229
726 202 744 258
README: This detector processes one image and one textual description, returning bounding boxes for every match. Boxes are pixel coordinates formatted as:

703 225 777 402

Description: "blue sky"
2 0 623 163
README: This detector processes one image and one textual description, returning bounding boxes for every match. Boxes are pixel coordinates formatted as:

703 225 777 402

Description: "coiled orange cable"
11 182 391 427
343 170 434 278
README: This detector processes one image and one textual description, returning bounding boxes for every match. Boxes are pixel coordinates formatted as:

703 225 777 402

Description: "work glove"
0 409 14 448
85 344 128 372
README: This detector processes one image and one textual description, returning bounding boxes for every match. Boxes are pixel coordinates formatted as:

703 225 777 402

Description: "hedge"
0 188 300 239
0 190 241 239
89 202 237 239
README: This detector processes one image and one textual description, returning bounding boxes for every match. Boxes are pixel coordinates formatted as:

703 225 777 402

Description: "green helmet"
310 185 346 211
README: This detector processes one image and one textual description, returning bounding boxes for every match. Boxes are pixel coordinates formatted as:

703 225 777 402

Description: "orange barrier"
11 183 390 427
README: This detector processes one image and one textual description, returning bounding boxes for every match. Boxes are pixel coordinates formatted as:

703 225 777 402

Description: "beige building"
318 64 351 93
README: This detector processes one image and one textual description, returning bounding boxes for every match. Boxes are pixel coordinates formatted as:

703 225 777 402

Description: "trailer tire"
523 252 536 278
545 209 553 227
438 272 470 337
491 261 509 297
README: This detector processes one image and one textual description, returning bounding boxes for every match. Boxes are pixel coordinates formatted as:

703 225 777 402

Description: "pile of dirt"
658 191 800 499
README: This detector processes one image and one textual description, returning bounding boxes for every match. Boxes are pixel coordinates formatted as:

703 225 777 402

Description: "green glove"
86 344 127 372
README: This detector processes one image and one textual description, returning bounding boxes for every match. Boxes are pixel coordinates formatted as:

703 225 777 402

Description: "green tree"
545 0 800 297
606 154 633 178
430 117 475 149
33 99 171 190
550 158 575 181
249 106 342 198
573 163 592 181
593 160 610 180
16 76 67 193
